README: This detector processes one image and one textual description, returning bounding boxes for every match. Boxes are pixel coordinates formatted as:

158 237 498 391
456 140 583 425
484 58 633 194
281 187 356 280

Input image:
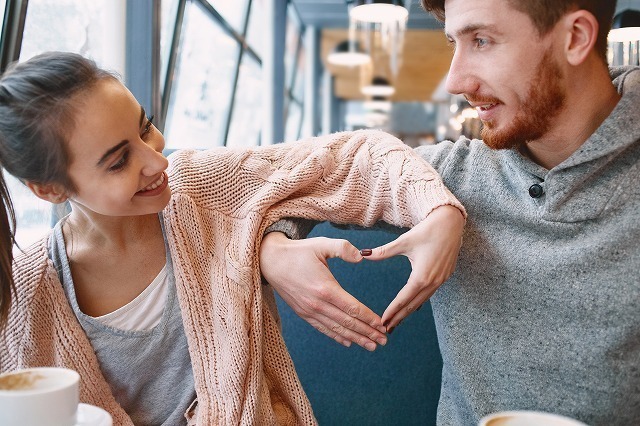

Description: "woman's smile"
136 171 168 197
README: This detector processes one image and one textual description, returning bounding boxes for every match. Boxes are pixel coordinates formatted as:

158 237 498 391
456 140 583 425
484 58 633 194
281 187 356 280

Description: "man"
260 0 639 424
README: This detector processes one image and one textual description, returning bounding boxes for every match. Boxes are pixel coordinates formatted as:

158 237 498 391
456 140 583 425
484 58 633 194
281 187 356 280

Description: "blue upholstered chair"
275 222 442 426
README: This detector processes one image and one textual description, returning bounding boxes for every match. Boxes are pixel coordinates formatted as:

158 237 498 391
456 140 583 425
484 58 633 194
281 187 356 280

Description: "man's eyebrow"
97 140 129 167
445 23 500 40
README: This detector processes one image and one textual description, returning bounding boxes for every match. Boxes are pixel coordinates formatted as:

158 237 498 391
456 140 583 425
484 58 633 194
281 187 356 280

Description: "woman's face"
64 79 171 217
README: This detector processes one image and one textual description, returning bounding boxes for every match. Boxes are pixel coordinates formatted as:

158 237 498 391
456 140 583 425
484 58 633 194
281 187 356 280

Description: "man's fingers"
381 282 438 330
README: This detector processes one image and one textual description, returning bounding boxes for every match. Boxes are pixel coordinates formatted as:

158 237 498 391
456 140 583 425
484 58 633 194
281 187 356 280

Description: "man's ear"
24 181 69 204
563 10 598 66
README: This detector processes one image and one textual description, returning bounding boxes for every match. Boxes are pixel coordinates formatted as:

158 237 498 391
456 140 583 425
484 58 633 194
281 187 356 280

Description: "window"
163 1 239 150
8 0 125 248
284 8 305 142
227 53 263 147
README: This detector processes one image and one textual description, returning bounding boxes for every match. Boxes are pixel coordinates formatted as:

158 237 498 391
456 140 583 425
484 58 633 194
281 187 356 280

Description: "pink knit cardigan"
2 130 464 425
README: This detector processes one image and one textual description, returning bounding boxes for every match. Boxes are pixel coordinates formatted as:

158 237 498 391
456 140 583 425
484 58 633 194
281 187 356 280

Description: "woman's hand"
364 205 465 332
259 232 388 351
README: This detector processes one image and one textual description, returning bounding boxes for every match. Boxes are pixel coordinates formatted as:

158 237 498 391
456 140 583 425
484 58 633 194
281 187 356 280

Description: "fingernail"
365 342 376 351
376 336 387 346
377 326 387 334
382 320 389 328
360 249 372 256
388 327 395 335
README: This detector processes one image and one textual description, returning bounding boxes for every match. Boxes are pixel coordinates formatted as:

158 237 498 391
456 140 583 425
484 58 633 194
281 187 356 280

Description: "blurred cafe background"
2 1 639 424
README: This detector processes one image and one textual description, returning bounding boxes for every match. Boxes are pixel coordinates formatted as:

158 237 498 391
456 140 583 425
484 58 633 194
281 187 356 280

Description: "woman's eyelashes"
107 115 154 173
109 149 130 172
142 115 154 137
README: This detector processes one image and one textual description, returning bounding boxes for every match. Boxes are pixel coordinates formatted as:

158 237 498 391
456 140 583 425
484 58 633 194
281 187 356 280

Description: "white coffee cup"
0 367 80 426
479 410 589 426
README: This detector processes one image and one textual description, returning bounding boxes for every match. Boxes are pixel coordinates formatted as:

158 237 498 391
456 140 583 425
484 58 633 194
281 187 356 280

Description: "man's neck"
522 68 621 170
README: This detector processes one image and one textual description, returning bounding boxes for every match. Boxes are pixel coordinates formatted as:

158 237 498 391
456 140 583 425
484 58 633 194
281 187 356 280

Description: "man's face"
443 0 566 149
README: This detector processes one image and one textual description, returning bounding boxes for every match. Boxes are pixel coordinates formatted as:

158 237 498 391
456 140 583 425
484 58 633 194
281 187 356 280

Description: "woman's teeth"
142 173 164 191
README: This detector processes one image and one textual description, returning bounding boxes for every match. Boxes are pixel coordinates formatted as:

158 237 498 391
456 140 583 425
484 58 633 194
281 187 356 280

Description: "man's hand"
364 205 464 332
260 232 388 351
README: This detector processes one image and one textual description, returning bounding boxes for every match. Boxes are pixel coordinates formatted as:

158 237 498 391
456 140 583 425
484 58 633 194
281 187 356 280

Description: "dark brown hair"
421 0 617 63
0 171 15 326
0 51 116 326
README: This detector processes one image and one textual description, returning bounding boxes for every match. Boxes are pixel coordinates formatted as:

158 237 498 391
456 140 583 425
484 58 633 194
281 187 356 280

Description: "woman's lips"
136 172 168 197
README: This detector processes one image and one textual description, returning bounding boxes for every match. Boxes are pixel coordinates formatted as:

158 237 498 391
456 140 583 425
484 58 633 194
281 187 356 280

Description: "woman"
0 51 465 425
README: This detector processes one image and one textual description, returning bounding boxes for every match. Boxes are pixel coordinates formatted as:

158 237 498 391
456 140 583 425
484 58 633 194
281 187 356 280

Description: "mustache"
464 94 501 105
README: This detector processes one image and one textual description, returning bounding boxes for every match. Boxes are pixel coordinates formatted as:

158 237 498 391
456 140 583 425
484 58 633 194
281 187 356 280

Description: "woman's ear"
563 10 599 66
25 181 69 204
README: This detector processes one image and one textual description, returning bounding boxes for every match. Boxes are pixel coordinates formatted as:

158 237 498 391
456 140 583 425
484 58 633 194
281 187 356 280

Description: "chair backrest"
275 222 443 426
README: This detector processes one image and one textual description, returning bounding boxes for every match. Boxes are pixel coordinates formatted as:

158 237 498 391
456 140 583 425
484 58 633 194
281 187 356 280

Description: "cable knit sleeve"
168 129 465 229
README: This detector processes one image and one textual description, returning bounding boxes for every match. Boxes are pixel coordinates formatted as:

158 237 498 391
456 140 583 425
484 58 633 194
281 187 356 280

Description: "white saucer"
75 403 113 426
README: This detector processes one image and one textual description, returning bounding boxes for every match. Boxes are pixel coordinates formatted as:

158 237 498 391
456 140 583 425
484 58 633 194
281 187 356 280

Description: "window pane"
20 0 126 76
205 0 248 33
164 2 239 150
0 1 6 36
227 53 262 148
5 174 51 250
245 0 264 58
284 17 300 92
293 46 306 101
285 101 302 143
160 0 180 90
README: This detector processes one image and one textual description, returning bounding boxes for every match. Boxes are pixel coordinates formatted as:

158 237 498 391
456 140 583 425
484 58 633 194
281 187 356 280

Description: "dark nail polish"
360 249 372 256
388 327 395 334
382 320 389 328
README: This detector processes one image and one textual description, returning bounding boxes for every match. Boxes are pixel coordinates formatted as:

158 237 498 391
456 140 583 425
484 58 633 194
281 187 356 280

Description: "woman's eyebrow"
96 106 146 167
97 140 129 167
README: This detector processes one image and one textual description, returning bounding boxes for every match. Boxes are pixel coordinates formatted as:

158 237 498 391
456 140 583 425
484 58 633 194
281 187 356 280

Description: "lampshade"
350 0 408 24
361 76 396 97
608 9 640 42
327 40 371 67
363 95 392 113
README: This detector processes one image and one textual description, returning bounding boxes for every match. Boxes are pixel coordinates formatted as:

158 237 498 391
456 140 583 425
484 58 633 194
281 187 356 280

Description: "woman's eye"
109 150 129 172
142 115 155 137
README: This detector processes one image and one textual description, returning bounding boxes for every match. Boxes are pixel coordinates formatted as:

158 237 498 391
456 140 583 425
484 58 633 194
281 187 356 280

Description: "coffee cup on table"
479 410 589 426
0 367 80 426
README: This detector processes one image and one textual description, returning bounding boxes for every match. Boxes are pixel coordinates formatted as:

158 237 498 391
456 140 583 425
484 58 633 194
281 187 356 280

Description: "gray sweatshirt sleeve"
264 218 318 240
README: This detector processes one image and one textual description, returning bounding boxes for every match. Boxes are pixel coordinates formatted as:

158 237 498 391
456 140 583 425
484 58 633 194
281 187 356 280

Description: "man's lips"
467 100 500 121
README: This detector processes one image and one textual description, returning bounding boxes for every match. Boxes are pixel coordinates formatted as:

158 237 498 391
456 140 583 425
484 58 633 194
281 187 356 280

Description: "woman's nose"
140 137 169 176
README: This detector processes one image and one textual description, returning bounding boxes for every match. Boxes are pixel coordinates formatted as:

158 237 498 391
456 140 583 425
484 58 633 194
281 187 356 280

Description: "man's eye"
475 38 488 48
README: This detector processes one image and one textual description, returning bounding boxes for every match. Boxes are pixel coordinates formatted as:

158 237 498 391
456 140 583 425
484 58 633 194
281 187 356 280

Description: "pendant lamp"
327 40 371 67
350 0 409 24
608 9 640 42
361 76 396 97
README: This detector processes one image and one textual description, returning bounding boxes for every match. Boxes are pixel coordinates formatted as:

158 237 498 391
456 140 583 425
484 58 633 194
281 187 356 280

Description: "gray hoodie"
416 67 640 426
